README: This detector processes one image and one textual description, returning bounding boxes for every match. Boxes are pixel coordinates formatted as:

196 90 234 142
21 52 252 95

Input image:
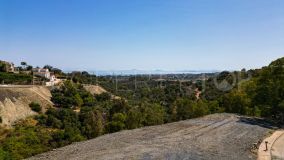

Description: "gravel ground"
28 113 273 160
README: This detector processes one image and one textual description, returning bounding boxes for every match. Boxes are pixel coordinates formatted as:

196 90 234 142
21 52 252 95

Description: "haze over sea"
73 70 220 76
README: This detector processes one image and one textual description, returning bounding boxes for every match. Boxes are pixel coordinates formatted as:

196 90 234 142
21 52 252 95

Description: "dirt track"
28 114 273 160
271 131 284 160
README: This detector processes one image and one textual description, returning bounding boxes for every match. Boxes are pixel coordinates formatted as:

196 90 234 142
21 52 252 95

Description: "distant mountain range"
74 69 221 76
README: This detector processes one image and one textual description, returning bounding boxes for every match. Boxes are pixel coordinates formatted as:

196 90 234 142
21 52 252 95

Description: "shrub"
107 113 127 133
29 102 42 113
0 126 52 160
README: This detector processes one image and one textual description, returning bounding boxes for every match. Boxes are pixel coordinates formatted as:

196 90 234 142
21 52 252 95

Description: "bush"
0 126 52 160
95 92 111 102
0 147 11 160
29 102 42 113
107 113 127 133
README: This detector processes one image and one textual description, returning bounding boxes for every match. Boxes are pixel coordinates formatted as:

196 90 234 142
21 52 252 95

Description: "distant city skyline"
1 0 284 71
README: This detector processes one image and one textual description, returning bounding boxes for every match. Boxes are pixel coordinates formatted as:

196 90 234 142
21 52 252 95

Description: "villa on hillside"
32 68 51 79
46 73 62 86
0 60 15 73
32 68 62 86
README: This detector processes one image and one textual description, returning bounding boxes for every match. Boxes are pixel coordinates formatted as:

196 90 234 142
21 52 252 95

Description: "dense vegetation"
29 102 42 113
219 58 284 123
0 72 32 85
0 57 283 159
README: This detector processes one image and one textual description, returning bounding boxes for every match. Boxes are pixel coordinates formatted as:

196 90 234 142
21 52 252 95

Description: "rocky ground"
29 113 274 160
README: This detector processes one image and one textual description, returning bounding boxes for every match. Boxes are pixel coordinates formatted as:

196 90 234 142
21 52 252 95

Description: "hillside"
1 57 283 159
83 85 107 95
84 85 121 99
0 86 53 127
28 113 273 160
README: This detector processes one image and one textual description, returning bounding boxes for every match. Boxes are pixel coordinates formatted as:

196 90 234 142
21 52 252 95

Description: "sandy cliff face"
84 85 121 100
0 86 53 127
83 85 107 95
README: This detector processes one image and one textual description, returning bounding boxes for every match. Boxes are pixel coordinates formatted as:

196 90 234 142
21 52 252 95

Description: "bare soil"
83 85 107 95
28 113 273 160
0 86 53 127
271 131 284 160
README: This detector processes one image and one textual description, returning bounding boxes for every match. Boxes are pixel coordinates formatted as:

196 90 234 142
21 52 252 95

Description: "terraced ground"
29 113 274 160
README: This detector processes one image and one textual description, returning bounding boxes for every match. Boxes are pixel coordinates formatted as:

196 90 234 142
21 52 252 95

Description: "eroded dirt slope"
83 85 107 95
29 113 273 160
84 85 121 99
0 86 53 127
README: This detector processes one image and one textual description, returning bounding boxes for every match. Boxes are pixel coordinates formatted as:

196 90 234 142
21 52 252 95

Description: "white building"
32 68 51 79
46 74 62 86
9 63 15 73
32 68 64 86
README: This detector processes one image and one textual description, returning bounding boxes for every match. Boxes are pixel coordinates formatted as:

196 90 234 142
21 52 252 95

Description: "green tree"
194 100 209 117
208 100 222 113
109 99 129 115
74 93 84 107
29 102 42 113
0 147 10 160
51 81 94 108
95 92 111 102
222 91 250 115
21 62 27 70
80 109 104 138
43 65 53 71
0 62 7 72
141 103 165 126
126 107 144 129
277 101 284 123
175 98 196 120
26 65 33 71
107 113 127 133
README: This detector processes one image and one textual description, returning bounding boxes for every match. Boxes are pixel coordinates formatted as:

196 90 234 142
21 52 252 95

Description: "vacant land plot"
29 114 273 160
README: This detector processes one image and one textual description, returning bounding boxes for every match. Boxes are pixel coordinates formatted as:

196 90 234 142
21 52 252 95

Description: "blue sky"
0 0 284 71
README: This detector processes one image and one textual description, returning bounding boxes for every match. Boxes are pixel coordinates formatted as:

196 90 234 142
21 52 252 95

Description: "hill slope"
0 86 53 126
29 114 272 160
83 85 107 95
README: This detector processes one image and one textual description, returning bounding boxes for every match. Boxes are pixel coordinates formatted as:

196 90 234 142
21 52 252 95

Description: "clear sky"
0 0 284 71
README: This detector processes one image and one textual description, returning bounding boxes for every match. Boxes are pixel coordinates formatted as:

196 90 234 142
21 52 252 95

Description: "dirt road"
28 114 273 160
271 131 284 160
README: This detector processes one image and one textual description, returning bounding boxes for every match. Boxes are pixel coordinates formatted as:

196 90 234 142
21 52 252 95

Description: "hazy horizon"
1 0 284 71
